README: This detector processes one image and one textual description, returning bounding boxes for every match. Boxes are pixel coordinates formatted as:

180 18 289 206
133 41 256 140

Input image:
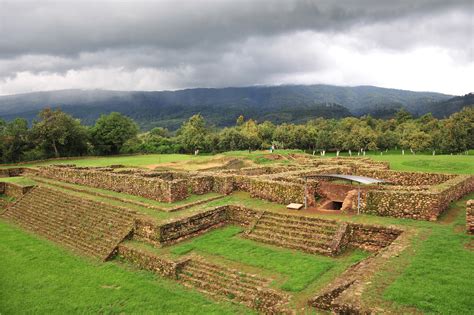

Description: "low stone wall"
248 178 305 205
134 217 161 246
354 168 455 186
37 166 189 202
362 175 474 221
0 168 24 177
1 182 35 199
467 200 474 235
308 228 412 313
348 224 402 252
117 243 189 279
159 207 228 245
227 205 260 226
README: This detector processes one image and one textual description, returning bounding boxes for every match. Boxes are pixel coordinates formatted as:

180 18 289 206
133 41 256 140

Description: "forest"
0 106 473 164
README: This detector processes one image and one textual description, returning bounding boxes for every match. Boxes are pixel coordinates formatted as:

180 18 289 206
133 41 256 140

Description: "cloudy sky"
0 0 472 96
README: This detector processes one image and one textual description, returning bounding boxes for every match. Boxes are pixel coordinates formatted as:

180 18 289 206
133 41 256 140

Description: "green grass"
371 154 474 174
170 225 368 292
2 150 472 175
0 176 37 186
4 154 213 168
0 220 250 314
381 195 474 314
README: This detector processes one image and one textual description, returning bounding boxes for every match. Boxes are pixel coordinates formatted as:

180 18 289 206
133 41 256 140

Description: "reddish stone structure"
467 200 474 234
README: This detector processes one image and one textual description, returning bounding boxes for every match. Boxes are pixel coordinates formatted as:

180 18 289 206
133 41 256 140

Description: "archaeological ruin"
1 155 473 313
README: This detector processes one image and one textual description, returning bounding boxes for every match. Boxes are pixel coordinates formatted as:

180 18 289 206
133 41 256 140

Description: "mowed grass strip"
171 225 367 292
0 220 249 314
382 195 474 314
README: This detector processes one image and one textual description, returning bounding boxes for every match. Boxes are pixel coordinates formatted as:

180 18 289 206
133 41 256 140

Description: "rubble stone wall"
36 166 189 202
159 207 228 244
347 224 402 252
117 244 189 279
353 168 455 186
362 175 474 221
3 182 34 199
248 178 306 205
467 200 474 235
0 168 25 177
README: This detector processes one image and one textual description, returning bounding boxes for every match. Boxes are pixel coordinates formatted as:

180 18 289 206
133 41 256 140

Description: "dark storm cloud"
0 0 470 56
0 0 472 95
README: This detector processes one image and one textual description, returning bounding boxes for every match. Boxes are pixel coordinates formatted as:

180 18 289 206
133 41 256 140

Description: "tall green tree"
90 112 138 155
178 114 209 153
31 108 89 158
0 118 30 162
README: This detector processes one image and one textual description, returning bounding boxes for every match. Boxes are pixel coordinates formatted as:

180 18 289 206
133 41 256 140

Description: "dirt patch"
263 154 286 160
147 156 254 171
464 239 474 251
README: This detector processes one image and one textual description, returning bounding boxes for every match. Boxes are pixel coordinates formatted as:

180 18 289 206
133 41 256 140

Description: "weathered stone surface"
308 228 411 314
467 200 474 235
1 182 35 199
118 243 189 279
1 186 135 260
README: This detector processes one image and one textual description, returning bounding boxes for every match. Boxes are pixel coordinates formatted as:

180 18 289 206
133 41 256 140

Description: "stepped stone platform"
245 212 343 256
180 256 290 313
1 186 135 260
117 241 290 314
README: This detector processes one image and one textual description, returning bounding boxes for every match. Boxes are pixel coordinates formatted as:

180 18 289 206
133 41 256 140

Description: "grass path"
371 194 474 313
0 220 249 314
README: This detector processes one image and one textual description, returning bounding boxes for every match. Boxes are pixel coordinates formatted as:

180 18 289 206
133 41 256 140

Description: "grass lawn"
170 225 368 292
380 194 474 314
1 150 472 175
0 220 249 314
0 176 37 186
371 154 474 174
5 153 213 168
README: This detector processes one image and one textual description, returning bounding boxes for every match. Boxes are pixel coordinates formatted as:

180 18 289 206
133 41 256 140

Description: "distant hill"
0 85 459 130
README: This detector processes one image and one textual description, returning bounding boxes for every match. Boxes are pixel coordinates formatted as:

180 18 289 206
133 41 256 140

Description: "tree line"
0 106 473 163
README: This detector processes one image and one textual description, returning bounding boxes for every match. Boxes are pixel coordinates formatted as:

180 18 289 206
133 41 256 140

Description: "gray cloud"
0 0 472 95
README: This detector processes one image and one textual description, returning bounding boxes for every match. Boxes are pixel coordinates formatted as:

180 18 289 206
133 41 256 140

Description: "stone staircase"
1 186 135 260
245 212 341 256
179 256 289 312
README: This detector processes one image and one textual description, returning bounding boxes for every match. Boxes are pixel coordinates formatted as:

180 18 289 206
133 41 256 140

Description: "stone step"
179 273 255 306
1 187 134 260
250 228 330 248
181 265 260 296
256 218 337 236
185 262 268 288
252 224 333 242
246 233 332 256
260 213 338 230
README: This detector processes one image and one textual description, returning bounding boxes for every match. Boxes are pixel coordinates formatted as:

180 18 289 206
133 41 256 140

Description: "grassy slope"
170 226 367 292
371 154 474 174
0 220 249 314
1 149 472 174
380 194 474 314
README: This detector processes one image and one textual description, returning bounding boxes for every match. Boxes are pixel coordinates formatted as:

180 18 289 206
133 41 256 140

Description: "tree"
0 118 30 162
178 114 209 153
439 107 474 153
395 108 413 124
240 119 262 151
31 108 89 158
90 112 138 155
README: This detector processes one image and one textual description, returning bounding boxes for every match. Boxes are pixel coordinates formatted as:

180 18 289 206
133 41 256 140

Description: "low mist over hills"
0 84 464 130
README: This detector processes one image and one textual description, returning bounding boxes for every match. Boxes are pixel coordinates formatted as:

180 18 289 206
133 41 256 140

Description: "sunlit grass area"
377 194 474 314
1 150 472 174
0 220 249 314
169 225 368 292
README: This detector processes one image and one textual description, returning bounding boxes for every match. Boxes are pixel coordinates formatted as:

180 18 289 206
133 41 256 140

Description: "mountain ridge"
0 84 466 130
